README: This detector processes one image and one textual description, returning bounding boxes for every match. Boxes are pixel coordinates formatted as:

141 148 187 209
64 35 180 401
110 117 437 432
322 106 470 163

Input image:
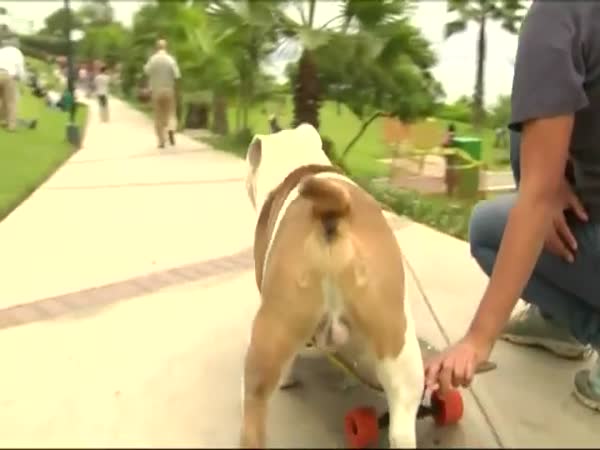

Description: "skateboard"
339 338 496 449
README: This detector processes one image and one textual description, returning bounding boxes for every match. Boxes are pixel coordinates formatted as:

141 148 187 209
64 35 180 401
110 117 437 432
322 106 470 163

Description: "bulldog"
240 123 424 448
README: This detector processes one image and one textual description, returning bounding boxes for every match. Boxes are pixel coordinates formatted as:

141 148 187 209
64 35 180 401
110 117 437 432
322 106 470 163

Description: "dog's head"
245 123 331 211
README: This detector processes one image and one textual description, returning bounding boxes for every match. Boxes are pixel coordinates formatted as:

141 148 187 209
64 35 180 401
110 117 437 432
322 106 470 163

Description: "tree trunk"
212 93 228 135
185 101 209 129
340 111 385 160
473 15 487 130
235 99 241 132
242 104 249 131
292 49 321 130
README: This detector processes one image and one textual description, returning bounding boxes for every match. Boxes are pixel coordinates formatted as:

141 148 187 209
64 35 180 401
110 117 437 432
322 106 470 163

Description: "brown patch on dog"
253 164 342 291
254 167 407 359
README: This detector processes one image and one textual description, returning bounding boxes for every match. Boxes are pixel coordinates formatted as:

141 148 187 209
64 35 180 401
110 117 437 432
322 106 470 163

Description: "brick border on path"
0 215 410 332
0 248 253 332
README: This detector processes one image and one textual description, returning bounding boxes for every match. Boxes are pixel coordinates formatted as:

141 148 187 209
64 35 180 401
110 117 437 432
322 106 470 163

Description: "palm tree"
202 0 280 132
180 5 241 135
273 0 330 130
444 0 525 129
276 0 411 130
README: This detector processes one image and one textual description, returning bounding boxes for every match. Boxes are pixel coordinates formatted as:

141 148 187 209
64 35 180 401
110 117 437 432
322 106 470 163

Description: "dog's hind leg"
240 307 304 448
374 303 424 449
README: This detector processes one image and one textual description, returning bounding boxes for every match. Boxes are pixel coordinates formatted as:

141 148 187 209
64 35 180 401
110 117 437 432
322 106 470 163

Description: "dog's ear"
247 137 262 171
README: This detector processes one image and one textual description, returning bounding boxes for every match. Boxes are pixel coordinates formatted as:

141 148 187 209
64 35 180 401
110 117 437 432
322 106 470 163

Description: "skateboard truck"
344 388 464 449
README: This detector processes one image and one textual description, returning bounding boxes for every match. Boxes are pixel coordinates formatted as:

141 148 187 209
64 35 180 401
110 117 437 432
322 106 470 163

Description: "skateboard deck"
326 337 496 393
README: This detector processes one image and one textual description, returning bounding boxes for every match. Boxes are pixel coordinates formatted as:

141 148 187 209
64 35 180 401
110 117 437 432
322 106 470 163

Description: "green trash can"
451 136 482 198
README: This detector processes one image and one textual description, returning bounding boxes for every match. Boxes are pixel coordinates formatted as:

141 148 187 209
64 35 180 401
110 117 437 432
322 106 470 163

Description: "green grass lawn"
0 89 88 221
204 97 509 181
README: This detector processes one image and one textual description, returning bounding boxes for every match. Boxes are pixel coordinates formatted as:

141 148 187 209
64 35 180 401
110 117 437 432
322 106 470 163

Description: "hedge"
357 179 477 241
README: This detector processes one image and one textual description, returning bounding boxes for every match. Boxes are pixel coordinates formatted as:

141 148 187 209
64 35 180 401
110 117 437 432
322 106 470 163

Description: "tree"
203 0 280 132
444 0 525 129
487 94 511 129
436 95 472 123
40 7 83 37
274 0 335 130
77 22 130 67
300 3 441 160
273 0 413 131
78 0 114 27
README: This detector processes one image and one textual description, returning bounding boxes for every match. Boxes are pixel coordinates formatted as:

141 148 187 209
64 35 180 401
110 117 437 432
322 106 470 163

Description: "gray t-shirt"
509 0 600 219
144 50 181 93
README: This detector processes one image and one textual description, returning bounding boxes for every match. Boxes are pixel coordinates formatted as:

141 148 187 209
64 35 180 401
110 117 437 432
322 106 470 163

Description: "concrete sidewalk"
0 98 595 447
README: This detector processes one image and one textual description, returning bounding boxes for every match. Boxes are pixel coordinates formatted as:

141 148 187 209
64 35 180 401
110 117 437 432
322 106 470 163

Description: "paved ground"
0 98 596 447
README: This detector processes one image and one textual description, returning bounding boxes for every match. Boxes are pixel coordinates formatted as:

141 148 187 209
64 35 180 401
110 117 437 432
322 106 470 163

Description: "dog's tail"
298 175 351 243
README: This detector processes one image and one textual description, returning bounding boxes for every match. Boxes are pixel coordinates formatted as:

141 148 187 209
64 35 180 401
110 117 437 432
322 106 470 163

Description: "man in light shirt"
143 39 181 148
94 65 111 122
0 37 26 131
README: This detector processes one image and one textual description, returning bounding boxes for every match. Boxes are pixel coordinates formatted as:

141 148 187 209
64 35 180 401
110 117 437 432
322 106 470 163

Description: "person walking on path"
0 37 26 132
425 1 600 412
143 39 181 148
167 98 179 146
94 65 111 123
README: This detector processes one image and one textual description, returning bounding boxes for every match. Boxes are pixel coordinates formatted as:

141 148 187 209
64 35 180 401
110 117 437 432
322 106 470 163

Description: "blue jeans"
468 131 600 348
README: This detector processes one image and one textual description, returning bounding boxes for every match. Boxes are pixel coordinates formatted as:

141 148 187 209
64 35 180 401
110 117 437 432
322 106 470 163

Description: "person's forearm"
468 195 555 346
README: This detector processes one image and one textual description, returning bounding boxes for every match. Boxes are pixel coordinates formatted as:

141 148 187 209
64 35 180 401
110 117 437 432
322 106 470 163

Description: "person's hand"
424 334 493 397
544 180 588 263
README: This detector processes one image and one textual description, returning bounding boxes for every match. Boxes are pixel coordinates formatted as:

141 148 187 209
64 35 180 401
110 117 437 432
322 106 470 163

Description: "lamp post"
64 0 84 148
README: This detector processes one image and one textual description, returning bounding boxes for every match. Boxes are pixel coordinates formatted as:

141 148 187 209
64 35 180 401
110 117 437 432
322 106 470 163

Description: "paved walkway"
0 98 596 447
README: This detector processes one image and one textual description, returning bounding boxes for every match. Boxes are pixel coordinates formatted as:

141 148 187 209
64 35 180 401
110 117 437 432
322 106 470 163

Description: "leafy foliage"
77 22 129 68
40 7 83 37
444 0 525 128
436 96 473 124
486 94 511 130
360 180 476 241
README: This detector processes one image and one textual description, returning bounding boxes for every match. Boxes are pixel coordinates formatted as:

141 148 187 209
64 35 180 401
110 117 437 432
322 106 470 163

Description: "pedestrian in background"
94 65 110 122
143 39 181 148
0 37 26 132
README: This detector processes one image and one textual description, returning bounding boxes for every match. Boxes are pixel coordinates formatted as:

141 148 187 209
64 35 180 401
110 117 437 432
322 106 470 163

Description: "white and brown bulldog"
240 124 424 448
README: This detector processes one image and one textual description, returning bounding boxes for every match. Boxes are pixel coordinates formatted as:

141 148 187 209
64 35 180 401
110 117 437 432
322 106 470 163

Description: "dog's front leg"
240 309 301 448
375 326 424 449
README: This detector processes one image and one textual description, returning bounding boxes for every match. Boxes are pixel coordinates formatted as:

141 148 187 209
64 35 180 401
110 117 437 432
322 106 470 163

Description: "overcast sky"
1 0 526 106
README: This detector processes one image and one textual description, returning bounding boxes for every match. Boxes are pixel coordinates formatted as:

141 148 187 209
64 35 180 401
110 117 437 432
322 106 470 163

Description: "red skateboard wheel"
432 389 464 426
344 406 379 448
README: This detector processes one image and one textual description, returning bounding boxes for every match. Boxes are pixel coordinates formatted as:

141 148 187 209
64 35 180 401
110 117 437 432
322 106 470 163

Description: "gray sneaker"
573 351 600 411
500 305 593 360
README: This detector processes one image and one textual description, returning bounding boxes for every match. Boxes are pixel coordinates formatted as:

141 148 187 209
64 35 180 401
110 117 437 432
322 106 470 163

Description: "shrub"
357 180 477 241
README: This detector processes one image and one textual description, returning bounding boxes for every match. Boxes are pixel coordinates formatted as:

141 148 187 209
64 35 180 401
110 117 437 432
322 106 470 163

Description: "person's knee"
469 199 505 249
469 194 524 280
